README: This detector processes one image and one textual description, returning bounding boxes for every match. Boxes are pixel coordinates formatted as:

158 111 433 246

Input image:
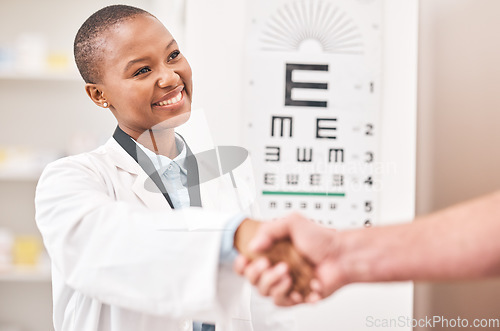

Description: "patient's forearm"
339 191 500 284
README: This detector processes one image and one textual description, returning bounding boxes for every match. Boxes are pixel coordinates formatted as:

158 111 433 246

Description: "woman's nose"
157 67 179 88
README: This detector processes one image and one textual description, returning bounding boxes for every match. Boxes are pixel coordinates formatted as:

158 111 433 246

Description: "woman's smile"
152 86 185 109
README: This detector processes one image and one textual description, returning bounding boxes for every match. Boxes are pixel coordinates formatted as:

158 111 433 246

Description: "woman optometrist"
35 5 294 331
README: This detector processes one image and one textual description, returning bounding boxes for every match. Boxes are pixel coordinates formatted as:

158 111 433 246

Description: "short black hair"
74 5 153 84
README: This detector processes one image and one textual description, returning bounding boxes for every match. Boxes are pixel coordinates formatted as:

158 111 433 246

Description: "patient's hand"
233 219 314 299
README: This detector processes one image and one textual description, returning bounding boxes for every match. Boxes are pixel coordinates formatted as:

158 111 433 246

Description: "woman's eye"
168 50 180 61
134 67 151 76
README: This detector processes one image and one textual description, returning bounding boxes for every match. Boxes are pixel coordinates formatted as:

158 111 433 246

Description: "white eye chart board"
242 0 417 330
245 0 382 229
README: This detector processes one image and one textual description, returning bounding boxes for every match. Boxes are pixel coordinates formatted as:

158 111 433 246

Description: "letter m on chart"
271 116 293 137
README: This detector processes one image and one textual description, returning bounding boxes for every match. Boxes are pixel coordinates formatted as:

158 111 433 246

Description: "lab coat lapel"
131 170 171 211
112 126 176 208
105 138 173 211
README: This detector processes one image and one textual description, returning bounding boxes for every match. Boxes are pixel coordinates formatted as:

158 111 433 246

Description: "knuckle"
274 296 289 307
244 268 257 284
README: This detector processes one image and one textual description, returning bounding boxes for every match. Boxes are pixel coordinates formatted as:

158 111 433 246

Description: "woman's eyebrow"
124 57 150 73
166 38 177 49
123 39 178 73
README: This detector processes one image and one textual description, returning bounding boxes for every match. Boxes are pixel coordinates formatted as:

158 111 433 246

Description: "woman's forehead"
98 15 174 80
106 15 171 48
103 16 173 59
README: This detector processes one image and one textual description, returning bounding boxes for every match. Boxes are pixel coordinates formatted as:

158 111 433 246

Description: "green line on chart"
262 191 346 197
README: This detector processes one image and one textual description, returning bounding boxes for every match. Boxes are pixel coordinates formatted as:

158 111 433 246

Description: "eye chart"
244 0 382 229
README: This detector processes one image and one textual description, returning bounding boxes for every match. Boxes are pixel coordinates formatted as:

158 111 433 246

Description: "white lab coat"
35 111 294 331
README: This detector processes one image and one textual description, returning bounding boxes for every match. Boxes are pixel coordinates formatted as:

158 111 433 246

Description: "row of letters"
269 115 375 139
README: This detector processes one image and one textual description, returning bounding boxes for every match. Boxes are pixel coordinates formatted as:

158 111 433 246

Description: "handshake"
232 213 344 306
230 194 497 307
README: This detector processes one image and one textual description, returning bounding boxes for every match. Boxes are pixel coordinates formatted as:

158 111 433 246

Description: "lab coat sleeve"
35 155 245 320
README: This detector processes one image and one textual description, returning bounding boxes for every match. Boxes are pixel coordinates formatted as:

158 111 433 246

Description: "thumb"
248 217 295 253
248 232 273 252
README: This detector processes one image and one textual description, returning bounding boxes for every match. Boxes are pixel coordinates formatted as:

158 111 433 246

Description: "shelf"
0 71 82 82
0 169 42 181
0 165 45 181
0 151 62 181
0 266 51 282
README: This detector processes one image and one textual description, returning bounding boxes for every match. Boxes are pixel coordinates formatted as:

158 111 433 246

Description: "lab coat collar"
131 132 203 208
104 138 170 210
106 127 202 209
112 126 176 208
105 137 143 176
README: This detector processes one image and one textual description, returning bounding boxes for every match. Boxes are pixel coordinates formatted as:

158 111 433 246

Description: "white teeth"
156 91 182 107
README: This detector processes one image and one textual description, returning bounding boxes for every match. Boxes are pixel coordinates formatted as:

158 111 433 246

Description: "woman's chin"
154 111 191 130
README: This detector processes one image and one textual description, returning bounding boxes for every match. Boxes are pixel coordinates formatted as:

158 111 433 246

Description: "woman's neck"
122 125 178 159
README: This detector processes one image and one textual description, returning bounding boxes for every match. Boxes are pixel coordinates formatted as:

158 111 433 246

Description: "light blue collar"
134 133 188 175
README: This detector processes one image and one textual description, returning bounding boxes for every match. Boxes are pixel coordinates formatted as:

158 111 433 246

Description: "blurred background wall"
0 0 500 330
415 0 500 330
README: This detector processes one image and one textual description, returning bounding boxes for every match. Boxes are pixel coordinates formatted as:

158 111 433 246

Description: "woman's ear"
85 84 109 108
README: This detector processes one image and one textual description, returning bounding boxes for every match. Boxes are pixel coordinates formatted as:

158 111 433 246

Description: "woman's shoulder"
40 138 121 180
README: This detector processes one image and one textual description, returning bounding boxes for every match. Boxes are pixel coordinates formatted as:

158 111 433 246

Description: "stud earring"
103 102 108 108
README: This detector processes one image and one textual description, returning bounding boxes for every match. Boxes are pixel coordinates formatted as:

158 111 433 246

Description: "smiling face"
86 14 193 139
